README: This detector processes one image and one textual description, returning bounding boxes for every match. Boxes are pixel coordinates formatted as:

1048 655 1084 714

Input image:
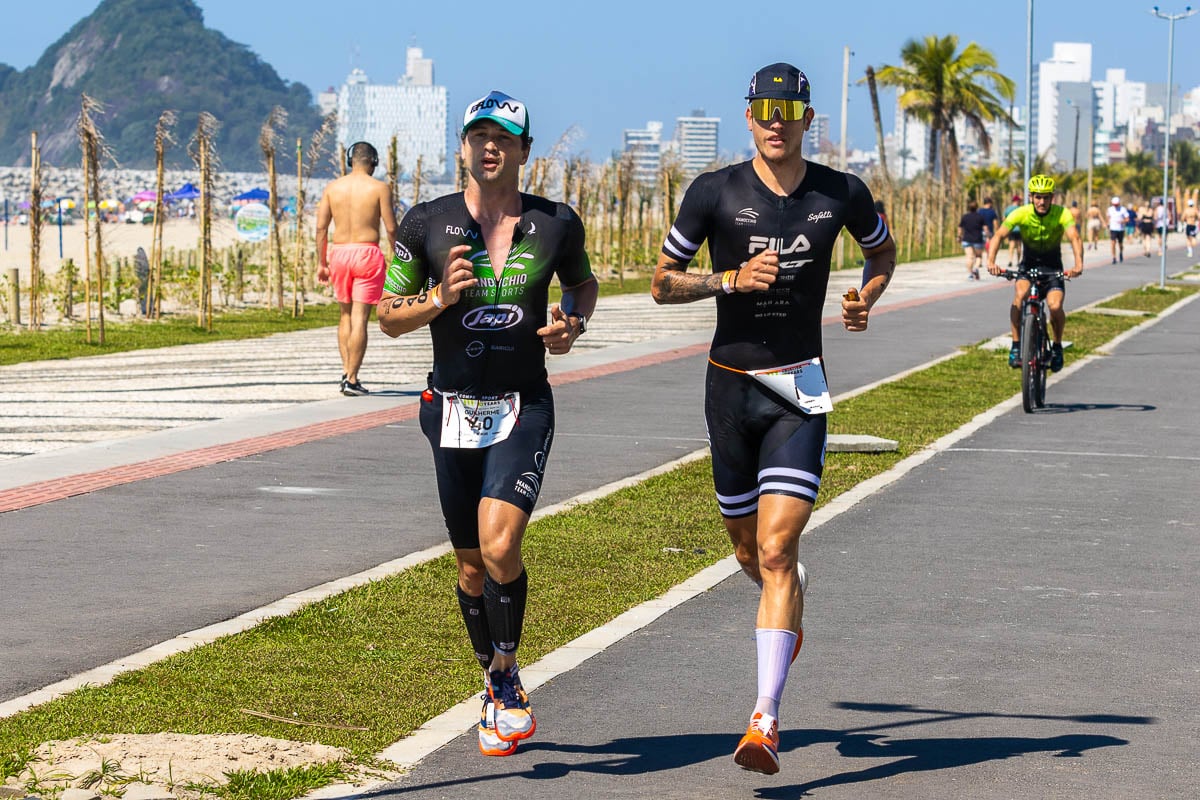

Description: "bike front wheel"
1021 311 1041 413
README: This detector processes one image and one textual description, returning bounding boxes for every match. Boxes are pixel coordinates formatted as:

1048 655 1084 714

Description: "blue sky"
1 0 1195 161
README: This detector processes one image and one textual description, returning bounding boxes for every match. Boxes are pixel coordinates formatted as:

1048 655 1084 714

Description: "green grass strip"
0 304 344 367
1 273 659 368
0 283 1193 772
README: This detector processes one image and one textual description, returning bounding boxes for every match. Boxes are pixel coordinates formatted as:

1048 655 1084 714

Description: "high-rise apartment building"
1034 42 1092 158
335 47 448 177
623 121 663 184
674 111 720 176
1094 69 1147 132
804 113 831 164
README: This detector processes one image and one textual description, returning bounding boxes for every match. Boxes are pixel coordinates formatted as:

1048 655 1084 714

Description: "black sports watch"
568 313 587 335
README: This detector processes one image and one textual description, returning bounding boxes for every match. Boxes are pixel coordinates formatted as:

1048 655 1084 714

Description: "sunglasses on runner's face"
749 98 808 122
1032 193 1053 201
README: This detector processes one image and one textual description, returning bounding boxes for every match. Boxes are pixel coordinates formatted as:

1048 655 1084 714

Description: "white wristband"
431 285 445 309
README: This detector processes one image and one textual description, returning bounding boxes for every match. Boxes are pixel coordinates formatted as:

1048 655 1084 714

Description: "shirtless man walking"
1085 200 1103 250
316 141 398 395
1182 198 1198 259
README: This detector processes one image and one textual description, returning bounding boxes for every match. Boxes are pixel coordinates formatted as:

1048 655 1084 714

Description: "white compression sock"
753 628 798 719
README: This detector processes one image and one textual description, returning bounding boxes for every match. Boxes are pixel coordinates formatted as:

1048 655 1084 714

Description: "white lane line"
947 447 1200 462
0 451 709 722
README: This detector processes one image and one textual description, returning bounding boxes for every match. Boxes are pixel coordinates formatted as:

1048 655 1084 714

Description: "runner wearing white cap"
1106 196 1128 264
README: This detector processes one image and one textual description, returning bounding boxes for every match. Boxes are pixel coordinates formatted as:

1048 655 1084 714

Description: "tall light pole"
1072 104 1081 173
1150 5 1196 288
1023 0 1033 202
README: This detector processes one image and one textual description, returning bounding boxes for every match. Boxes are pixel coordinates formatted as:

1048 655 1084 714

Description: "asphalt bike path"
361 262 1199 797
0 249 1177 706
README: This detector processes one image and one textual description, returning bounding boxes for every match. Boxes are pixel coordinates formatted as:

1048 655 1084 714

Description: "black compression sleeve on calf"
483 570 528 656
456 584 494 669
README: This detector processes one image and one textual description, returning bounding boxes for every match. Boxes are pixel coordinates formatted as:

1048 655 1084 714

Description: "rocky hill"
0 0 324 172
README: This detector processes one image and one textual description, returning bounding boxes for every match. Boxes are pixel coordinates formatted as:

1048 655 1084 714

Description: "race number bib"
746 358 833 415
440 391 521 449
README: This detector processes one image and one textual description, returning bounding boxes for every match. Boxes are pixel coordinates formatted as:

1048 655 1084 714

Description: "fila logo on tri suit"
461 304 524 331
749 234 812 269
734 207 759 227
446 225 480 238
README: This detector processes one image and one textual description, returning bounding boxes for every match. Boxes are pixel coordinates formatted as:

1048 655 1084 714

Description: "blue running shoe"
1009 344 1021 369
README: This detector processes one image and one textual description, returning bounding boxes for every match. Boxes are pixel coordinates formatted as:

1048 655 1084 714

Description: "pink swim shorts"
328 242 386 304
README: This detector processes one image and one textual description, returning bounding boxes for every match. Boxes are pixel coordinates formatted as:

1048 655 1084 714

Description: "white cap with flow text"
463 90 529 138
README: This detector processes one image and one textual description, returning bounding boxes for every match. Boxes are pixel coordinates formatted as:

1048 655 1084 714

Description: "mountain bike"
1003 266 1065 413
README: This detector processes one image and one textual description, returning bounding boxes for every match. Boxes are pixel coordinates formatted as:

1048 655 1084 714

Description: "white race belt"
440 391 521 449
745 357 833 415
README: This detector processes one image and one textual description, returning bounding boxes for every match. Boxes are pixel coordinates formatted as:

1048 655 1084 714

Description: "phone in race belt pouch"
745 358 833 415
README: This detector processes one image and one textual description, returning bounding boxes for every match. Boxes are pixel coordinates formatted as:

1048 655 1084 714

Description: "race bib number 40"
747 358 833 415
440 391 521 449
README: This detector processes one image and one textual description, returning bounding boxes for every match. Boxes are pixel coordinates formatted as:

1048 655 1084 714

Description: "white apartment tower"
674 111 720 176
335 47 448 177
1034 42 1091 158
804 113 831 164
623 122 663 184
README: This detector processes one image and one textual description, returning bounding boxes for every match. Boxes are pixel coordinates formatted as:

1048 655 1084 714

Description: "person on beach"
316 141 398 395
650 62 895 777
377 90 598 758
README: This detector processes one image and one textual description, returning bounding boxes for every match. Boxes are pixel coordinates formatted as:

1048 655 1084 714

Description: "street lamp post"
1150 5 1196 288
1023 0 1033 202
1072 104 1081 173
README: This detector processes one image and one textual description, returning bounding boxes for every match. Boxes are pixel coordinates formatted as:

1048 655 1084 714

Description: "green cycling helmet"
1028 174 1055 194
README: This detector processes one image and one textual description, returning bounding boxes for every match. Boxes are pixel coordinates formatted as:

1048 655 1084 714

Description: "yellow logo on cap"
773 77 783 83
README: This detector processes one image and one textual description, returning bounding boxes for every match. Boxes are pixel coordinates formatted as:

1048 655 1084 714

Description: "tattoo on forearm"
658 269 724 302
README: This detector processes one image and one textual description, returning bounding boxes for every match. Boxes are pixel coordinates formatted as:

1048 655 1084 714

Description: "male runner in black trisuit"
378 90 598 757
652 63 896 776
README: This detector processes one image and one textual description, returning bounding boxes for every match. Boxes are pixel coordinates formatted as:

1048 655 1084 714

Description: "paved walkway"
0 253 999 465
3 245 1191 798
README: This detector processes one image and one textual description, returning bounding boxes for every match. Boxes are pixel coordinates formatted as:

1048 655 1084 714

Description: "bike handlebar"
1000 268 1067 282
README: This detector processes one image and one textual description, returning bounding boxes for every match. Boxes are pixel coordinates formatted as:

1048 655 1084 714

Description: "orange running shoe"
733 712 780 775
477 693 519 757
487 665 536 742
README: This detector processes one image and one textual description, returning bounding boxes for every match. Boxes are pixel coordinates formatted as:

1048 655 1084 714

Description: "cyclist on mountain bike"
986 174 1084 372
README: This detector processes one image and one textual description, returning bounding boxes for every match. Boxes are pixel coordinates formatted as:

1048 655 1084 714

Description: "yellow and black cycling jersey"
1002 203 1075 256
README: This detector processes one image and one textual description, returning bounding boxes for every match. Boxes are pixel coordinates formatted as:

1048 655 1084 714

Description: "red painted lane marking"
4 252 1116 515
0 343 711 514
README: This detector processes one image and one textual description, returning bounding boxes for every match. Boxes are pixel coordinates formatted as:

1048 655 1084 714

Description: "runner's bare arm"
987 226 1010 273
1065 223 1084 278
379 183 398 248
315 191 331 283
538 276 599 354
378 244 477 337
651 250 779 304
843 236 896 332
651 254 725 303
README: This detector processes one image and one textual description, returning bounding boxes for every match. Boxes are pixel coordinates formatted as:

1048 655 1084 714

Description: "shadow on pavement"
1036 402 1156 414
368 702 1152 797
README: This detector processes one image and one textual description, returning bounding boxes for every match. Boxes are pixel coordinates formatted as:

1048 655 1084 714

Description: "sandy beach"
2 216 254 280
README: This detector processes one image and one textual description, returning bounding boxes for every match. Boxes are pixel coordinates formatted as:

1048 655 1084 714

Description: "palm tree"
874 34 1016 188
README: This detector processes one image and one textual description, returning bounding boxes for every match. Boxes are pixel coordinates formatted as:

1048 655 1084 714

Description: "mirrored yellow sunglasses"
749 98 808 122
